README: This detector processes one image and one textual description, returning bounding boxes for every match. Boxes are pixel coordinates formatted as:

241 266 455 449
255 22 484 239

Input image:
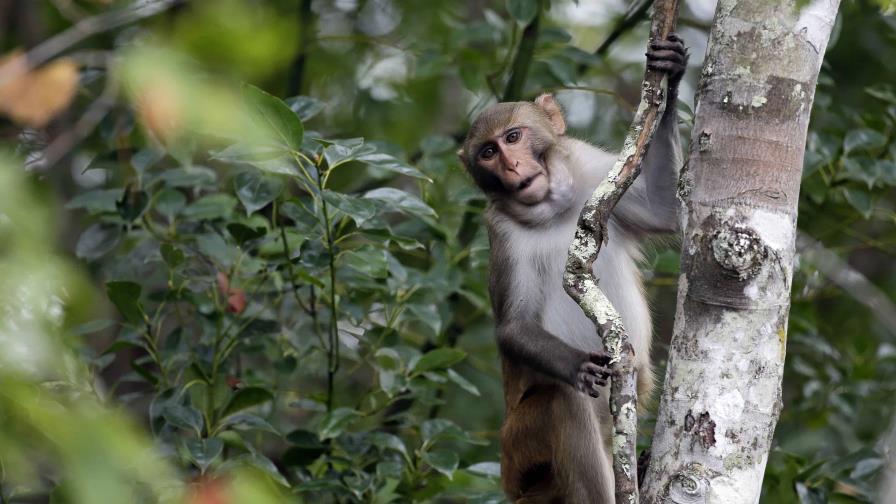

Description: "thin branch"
502 0 544 102
576 0 653 75
0 0 180 86
42 62 119 168
797 232 896 338
562 0 680 501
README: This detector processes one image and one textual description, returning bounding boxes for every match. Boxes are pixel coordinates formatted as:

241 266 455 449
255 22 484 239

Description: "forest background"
1 0 895 502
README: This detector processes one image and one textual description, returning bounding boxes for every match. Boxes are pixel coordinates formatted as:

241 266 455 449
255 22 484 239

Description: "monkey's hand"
575 351 612 398
646 33 689 98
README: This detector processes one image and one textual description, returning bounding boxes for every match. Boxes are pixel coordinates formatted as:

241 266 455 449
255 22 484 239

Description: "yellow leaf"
0 51 80 127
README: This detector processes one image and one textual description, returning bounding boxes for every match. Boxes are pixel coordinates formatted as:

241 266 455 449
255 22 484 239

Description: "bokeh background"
1 0 895 502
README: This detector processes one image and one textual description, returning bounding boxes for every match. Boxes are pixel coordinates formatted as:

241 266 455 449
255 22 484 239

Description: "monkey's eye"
479 145 497 160
505 129 521 144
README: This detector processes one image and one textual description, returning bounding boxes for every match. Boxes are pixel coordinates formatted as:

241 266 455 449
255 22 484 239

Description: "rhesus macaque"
458 35 688 502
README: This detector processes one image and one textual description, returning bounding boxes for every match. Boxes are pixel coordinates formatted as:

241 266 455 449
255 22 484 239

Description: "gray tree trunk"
641 1 841 502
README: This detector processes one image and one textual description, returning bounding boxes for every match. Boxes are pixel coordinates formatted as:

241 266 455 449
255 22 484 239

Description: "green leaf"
323 142 368 169
364 187 437 219
447 369 480 396
212 143 300 177
70 318 116 336
184 437 223 473
196 233 238 267
227 223 267 243
154 189 186 220
422 450 459 479
243 84 304 153
286 96 326 121
357 152 431 182
156 166 217 188
131 147 165 174
340 246 389 278
65 189 120 214
506 0 539 24
160 243 185 268
220 387 274 418
116 188 149 221
219 413 281 435
374 348 403 371
421 418 487 445
842 188 874 219
222 454 290 487
412 348 466 374
75 223 121 260
318 407 361 440
466 461 501 478
322 190 381 227
370 432 409 460
233 170 284 215
105 281 145 324
182 194 237 220
162 403 205 435
837 157 878 189
405 303 442 336
843 128 887 154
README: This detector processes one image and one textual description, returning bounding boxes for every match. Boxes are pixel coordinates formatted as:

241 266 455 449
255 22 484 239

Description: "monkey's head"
459 94 567 206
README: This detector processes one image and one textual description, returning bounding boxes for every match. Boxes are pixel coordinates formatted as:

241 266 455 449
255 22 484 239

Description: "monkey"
458 34 687 503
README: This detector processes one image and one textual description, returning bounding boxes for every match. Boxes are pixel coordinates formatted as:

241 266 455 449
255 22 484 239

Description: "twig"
797 232 896 338
42 61 119 168
0 0 180 86
502 0 544 102
576 0 653 74
562 0 680 501
49 0 87 22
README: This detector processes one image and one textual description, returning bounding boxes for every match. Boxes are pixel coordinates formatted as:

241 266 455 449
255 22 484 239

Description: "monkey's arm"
487 226 610 396
613 106 682 234
613 34 687 235
495 319 609 396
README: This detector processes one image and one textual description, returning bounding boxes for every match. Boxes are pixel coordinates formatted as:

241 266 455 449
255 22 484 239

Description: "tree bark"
642 1 840 502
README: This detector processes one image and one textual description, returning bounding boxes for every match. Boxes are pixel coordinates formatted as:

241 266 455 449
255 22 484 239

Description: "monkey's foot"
646 32 689 84
576 351 612 398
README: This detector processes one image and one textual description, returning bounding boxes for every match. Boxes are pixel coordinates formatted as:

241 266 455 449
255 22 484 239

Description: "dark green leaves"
233 170 284 215
105 281 145 325
221 386 274 418
412 348 466 375
76 223 121 260
243 84 304 153
506 0 539 24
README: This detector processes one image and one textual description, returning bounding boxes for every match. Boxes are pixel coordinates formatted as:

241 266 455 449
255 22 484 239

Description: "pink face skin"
476 127 550 205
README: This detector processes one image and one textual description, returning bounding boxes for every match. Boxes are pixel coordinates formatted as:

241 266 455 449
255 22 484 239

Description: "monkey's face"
461 96 567 206
473 126 551 205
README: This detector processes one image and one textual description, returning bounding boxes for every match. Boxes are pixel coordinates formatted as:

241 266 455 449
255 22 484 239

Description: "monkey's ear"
456 148 466 165
534 93 566 135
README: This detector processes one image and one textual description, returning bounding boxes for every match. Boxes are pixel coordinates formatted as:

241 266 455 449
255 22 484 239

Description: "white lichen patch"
747 208 793 251
712 389 745 423
712 465 766 504
751 95 767 107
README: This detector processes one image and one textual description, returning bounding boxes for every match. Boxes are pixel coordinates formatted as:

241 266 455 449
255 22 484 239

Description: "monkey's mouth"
516 173 542 192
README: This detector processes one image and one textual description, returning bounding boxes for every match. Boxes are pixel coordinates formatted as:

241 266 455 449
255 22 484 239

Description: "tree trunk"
642 1 840 502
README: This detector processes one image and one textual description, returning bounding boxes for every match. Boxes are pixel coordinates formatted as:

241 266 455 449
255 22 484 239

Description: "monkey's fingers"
647 60 686 78
582 363 610 387
588 351 612 366
576 374 602 398
650 39 685 54
646 49 686 64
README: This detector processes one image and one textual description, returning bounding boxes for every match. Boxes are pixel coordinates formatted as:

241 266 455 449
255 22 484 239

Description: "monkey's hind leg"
552 389 614 503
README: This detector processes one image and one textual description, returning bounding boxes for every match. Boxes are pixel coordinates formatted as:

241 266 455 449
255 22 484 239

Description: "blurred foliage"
0 0 895 503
